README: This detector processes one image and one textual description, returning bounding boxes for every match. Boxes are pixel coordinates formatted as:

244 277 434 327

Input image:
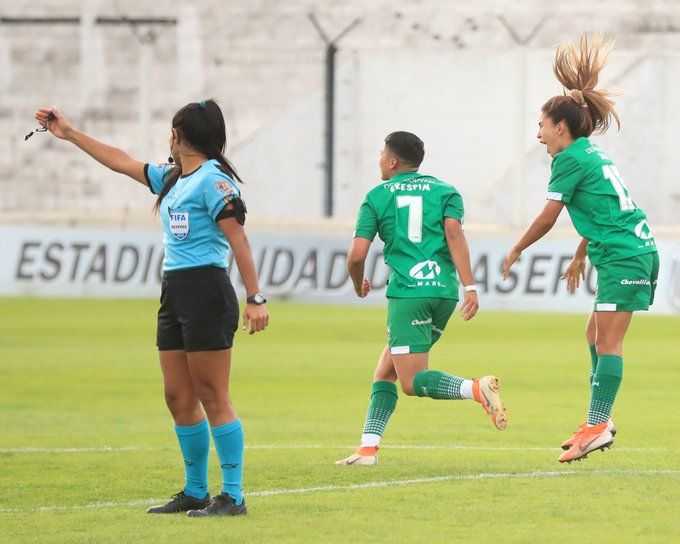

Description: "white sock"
360 433 381 448
460 379 474 400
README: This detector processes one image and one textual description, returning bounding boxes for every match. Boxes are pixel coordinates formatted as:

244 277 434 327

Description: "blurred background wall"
1 0 679 230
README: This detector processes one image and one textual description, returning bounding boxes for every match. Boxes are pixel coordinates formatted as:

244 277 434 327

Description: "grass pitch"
1 297 679 543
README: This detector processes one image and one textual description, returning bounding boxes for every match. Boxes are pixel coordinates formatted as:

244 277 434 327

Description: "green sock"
589 344 598 384
413 370 466 400
587 354 623 425
361 381 398 443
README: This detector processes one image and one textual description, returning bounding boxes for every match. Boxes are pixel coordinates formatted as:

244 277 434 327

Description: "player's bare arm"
444 218 478 321
347 237 372 298
562 237 588 294
502 200 564 279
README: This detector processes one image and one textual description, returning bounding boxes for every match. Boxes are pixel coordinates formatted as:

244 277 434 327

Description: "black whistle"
25 112 56 142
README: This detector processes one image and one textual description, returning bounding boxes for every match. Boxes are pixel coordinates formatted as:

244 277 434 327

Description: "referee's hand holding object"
243 302 269 335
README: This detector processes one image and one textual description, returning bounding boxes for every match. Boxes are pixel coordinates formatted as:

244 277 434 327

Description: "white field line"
0 444 668 454
1 469 679 514
0 447 148 454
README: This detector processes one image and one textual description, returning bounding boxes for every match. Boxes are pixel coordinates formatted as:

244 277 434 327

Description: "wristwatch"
246 293 267 305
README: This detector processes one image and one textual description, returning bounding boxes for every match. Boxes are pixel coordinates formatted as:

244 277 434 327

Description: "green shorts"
387 297 457 355
594 252 659 312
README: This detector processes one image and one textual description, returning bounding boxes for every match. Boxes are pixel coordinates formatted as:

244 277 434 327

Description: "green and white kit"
355 172 464 353
547 137 659 312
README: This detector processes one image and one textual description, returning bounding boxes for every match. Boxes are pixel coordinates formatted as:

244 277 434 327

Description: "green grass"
1 297 679 543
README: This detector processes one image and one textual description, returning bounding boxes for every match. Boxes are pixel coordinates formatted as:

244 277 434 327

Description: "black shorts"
157 266 239 352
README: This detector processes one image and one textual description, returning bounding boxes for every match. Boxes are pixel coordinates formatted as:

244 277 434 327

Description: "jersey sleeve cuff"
546 191 564 202
353 230 375 240
144 164 156 194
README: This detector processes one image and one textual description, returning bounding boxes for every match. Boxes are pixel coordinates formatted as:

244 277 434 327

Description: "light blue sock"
211 419 244 505
175 419 210 499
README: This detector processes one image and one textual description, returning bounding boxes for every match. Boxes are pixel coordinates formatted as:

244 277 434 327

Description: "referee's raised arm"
34 106 146 185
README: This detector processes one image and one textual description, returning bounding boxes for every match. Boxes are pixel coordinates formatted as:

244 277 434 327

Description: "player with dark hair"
502 35 659 463
336 131 508 466
35 99 269 516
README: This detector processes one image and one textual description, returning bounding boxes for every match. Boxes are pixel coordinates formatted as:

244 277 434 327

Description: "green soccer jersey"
547 137 657 265
354 171 464 299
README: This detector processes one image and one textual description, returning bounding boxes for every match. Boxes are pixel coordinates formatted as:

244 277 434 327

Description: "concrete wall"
1 0 679 227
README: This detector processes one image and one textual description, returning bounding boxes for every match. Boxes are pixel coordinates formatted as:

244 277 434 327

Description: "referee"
35 100 269 517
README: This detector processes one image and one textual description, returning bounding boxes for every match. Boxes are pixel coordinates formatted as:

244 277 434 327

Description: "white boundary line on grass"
0 447 146 454
0 444 668 454
1 469 679 514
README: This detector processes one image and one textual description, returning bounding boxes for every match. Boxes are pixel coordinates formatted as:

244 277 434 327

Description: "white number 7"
396 195 423 243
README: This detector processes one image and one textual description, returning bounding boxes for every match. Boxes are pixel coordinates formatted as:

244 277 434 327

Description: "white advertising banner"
1 225 679 315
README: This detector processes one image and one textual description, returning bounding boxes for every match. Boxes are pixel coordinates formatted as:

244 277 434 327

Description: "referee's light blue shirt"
145 159 241 271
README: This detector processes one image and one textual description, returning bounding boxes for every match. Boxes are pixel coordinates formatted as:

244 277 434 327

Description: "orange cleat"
558 422 614 463
560 419 616 450
472 376 508 430
335 446 379 466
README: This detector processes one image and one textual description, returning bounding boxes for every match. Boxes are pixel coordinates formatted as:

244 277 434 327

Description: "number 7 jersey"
354 171 464 299
546 137 657 266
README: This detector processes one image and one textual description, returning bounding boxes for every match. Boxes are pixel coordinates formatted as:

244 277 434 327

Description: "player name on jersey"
384 182 432 192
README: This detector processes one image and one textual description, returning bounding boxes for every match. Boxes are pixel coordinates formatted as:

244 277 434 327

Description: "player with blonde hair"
503 34 659 463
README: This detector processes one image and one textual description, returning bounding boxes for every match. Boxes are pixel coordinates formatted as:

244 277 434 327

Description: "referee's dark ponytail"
154 99 243 212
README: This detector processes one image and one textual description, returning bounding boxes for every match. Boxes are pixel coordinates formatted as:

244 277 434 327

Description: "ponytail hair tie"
198 100 207 109
568 89 589 108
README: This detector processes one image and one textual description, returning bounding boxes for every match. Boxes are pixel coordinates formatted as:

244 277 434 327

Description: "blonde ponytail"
543 33 621 137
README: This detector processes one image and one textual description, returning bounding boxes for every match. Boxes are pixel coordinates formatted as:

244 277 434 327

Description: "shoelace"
210 494 234 510
169 491 187 506
204 496 221 512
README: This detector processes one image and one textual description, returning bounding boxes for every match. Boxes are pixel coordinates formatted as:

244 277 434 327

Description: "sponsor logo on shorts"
620 279 651 286
411 318 433 326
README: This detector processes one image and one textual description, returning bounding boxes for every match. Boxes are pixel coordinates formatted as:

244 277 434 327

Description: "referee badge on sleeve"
215 181 237 197
168 209 190 240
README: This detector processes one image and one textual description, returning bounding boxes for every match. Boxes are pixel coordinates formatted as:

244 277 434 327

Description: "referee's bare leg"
186 349 247 516
147 351 210 514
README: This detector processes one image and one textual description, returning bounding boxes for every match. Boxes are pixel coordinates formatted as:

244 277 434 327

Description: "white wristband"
463 284 478 292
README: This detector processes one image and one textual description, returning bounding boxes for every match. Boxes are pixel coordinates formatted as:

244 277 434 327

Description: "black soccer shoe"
147 491 210 514
186 493 247 517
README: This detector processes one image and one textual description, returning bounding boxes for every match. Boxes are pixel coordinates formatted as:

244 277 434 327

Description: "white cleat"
335 447 379 466
472 376 508 430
